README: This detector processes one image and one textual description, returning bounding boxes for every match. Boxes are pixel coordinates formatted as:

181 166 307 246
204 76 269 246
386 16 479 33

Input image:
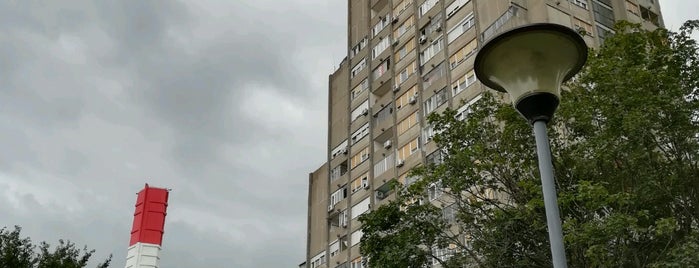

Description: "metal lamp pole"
474 23 589 268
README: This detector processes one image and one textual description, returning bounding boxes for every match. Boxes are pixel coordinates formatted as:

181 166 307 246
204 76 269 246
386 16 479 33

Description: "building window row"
351 123 370 144
395 39 416 63
396 61 418 86
447 12 475 43
422 61 446 89
451 69 476 96
373 59 391 79
372 36 392 59
330 140 348 159
351 79 369 100
396 85 418 110
393 15 415 40
351 198 371 220
351 147 371 169
482 5 520 40
351 100 370 121
350 37 368 59
570 0 588 9
351 58 367 78
455 94 482 121
330 161 348 181
446 0 470 18
330 186 348 206
592 1 615 29
419 0 439 17
449 38 477 69
310 251 326 268
424 87 448 116
374 152 395 176
393 0 413 17
397 111 419 135
397 137 421 161
419 37 444 66
351 172 369 193
373 15 392 37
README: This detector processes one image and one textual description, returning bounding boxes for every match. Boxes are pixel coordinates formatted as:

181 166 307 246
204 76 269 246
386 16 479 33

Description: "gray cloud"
1 1 693 267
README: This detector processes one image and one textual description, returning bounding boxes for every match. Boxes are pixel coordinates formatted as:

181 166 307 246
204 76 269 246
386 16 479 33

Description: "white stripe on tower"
125 184 170 268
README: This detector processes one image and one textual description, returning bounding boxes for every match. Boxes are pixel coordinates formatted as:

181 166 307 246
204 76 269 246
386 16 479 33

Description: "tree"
359 20 699 268
0 226 112 268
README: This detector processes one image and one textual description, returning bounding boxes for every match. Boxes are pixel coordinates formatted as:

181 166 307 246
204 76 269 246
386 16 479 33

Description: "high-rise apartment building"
303 1 664 267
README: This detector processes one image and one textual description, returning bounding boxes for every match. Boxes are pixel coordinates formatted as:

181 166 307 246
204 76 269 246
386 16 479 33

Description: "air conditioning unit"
396 159 405 167
435 23 442 32
362 108 369 116
383 140 392 149
341 147 348 155
409 95 418 104
328 204 334 212
342 222 348 228
419 35 427 44
393 84 400 92
376 191 386 200
392 40 399 47
362 181 370 189
392 16 399 24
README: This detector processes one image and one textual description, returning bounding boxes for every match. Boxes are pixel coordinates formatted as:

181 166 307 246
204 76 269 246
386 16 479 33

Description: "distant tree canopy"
0 225 112 268
359 20 699 268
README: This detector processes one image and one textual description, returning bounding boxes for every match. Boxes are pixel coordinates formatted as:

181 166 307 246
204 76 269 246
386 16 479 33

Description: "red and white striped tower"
125 184 170 268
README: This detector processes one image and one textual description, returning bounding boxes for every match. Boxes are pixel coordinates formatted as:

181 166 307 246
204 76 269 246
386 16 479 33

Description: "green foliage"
0 226 111 268
359 20 699 268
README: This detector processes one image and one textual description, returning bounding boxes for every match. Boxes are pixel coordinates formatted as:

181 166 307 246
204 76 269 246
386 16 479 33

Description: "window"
310 251 326 268
350 257 365 268
374 152 395 176
455 94 482 121
397 137 420 161
419 0 439 17
395 39 416 62
329 240 340 257
573 17 593 36
593 2 615 29
451 69 476 96
423 87 448 116
351 58 367 78
351 172 369 193
397 111 419 135
640 6 660 26
442 204 456 222
373 103 393 126
422 61 446 89
449 38 477 69
570 0 588 9
426 148 447 165
330 187 347 206
372 37 391 59
338 209 349 227
372 59 390 79
396 85 418 109
393 15 415 40
351 79 369 100
351 147 370 169
422 123 443 144
427 180 443 201
625 0 640 15
351 198 371 219
481 5 519 40
446 0 469 18
350 37 368 59
419 12 443 37
419 37 443 66
447 12 475 43
351 123 370 144
596 25 613 44
393 0 413 17
372 15 391 37
351 100 369 121
330 162 348 181
351 229 364 246
330 140 348 159
395 61 418 86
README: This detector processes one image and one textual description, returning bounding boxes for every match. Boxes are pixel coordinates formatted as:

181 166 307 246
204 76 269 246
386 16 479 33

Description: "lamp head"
474 23 588 123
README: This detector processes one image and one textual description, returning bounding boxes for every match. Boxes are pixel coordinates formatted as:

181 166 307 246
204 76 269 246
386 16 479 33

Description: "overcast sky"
0 1 696 267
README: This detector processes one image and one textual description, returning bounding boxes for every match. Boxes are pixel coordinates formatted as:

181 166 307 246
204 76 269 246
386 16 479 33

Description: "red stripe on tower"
125 184 170 268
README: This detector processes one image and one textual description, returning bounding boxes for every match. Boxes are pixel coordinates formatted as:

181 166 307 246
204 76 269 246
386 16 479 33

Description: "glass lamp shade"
474 23 588 107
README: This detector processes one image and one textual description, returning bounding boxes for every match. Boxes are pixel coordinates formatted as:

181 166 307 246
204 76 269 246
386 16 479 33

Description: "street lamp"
474 23 588 268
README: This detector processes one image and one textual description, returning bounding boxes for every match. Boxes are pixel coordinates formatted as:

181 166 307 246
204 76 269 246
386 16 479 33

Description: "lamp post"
474 23 588 268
